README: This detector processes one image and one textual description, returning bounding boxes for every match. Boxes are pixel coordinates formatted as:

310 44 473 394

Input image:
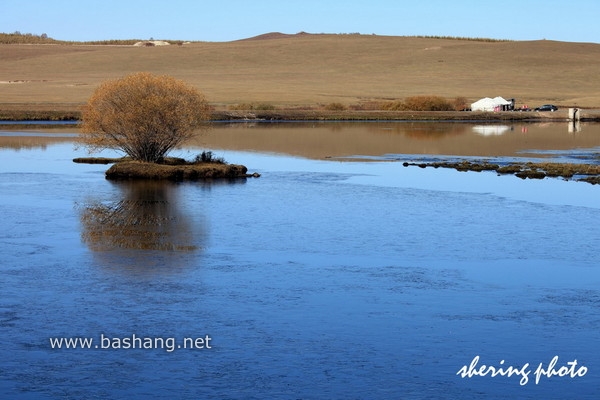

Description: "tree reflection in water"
79 180 202 256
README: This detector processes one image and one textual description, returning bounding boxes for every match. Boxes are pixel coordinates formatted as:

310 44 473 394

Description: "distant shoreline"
209 109 593 122
2 107 598 122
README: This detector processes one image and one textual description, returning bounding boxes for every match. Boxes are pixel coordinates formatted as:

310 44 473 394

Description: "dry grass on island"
104 160 255 181
74 152 259 181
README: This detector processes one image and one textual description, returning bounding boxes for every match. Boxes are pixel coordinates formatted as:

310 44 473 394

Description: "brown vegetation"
323 102 348 111
80 72 210 162
73 157 128 164
104 160 254 181
402 160 600 184
379 96 455 111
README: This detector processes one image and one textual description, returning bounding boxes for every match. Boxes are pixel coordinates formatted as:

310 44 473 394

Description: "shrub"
194 151 225 164
380 100 405 111
402 96 454 111
452 97 469 111
80 72 210 163
324 102 347 111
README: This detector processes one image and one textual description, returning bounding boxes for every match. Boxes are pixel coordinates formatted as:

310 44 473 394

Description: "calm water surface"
1 123 599 399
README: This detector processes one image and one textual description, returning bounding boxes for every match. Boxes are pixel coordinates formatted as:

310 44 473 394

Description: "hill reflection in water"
189 121 600 161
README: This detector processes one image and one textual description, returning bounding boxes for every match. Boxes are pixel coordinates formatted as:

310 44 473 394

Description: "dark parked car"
534 104 558 112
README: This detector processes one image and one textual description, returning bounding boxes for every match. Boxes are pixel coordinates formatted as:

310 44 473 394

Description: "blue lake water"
1 124 600 399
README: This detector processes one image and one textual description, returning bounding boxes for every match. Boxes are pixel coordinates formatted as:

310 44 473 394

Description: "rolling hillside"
1 33 599 110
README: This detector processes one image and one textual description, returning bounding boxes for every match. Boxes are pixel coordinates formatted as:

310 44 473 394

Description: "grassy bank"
0 109 81 121
212 109 574 121
2 107 586 122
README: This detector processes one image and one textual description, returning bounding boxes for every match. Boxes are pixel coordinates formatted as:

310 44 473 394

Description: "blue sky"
2 0 598 43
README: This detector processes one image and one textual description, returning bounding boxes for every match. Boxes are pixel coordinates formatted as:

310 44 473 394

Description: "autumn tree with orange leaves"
80 72 210 163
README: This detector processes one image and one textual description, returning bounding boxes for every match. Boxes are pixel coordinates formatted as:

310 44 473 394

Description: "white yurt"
471 97 512 112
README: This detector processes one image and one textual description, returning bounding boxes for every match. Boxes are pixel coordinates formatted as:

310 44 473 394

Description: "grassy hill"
1 33 599 112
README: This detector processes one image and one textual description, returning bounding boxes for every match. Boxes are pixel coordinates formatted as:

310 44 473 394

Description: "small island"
73 153 259 180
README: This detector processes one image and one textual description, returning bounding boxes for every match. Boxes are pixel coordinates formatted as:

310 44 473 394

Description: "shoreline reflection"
189 122 600 159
